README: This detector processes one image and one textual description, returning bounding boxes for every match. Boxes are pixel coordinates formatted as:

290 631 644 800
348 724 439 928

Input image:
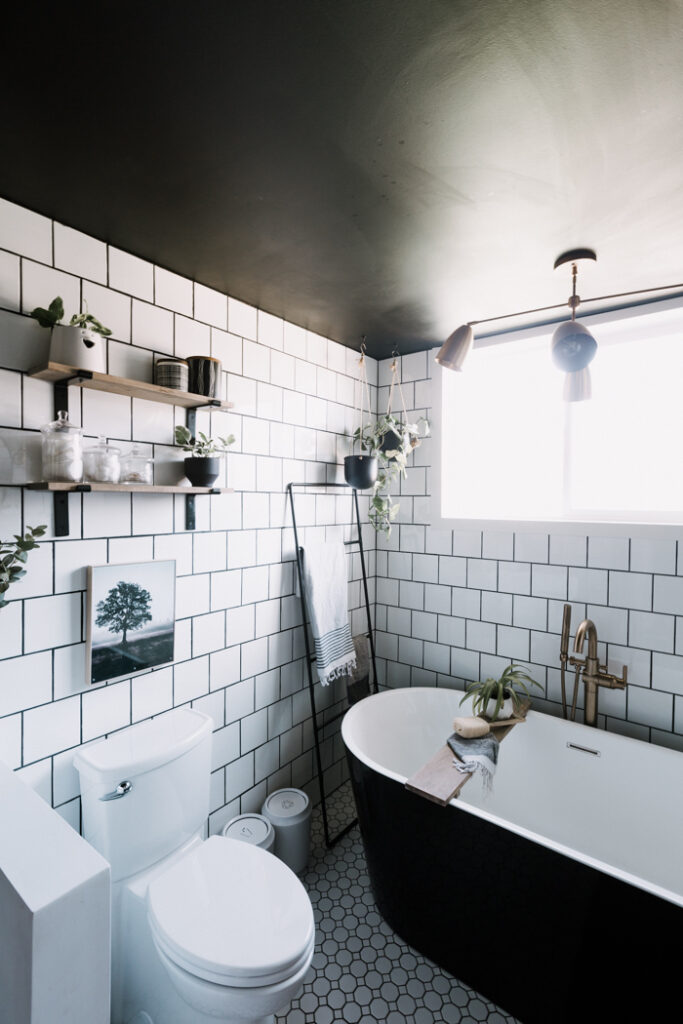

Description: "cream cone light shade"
435 323 474 371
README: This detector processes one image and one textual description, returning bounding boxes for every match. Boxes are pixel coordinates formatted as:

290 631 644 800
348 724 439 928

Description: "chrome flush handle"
99 780 133 801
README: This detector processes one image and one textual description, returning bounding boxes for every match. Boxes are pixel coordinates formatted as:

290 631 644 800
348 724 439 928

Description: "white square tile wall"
0 197 378 828
373 354 683 751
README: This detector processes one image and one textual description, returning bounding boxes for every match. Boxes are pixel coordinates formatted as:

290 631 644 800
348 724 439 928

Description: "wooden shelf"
25 482 233 495
28 362 233 410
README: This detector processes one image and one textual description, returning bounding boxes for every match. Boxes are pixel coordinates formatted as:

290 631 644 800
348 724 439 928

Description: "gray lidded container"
261 788 311 873
221 813 275 852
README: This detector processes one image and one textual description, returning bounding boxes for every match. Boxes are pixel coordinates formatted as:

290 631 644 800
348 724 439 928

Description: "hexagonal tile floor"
276 782 519 1024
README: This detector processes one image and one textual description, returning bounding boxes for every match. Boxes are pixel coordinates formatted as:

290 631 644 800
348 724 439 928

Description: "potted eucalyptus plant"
460 663 542 721
174 425 235 487
30 296 112 373
0 525 47 609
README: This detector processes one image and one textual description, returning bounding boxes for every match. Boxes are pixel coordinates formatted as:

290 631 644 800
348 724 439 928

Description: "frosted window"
439 304 683 524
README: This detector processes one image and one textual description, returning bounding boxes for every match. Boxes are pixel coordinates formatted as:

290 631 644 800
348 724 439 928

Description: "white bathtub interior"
342 687 683 906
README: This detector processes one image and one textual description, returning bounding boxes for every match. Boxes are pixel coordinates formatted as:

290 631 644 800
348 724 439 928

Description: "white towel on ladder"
302 541 357 685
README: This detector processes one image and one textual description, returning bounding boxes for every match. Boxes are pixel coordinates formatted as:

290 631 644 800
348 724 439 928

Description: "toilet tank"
74 709 213 881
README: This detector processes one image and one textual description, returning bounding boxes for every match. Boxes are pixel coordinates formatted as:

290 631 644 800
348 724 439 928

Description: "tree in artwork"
95 581 152 647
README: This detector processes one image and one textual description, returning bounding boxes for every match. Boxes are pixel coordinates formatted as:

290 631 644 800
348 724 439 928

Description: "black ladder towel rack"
286 481 378 847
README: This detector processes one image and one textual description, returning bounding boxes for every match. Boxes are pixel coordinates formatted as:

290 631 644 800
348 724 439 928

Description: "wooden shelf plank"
27 362 233 410
24 482 234 495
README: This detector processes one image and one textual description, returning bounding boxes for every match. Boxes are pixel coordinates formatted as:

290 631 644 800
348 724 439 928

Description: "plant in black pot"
460 664 543 721
344 340 379 490
174 425 235 487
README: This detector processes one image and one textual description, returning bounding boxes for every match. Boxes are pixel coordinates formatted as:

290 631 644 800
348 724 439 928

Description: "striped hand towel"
302 541 357 686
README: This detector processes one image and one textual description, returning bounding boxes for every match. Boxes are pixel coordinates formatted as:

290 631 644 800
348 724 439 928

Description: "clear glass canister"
40 410 83 483
120 445 153 484
83 437 121 484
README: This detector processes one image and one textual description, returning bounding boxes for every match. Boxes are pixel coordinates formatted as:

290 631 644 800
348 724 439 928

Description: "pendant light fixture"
435 254 683 401
550 248 598 402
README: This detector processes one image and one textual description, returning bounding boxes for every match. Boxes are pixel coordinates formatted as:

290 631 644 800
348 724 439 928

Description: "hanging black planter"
344 454 378 490
184 456 221 487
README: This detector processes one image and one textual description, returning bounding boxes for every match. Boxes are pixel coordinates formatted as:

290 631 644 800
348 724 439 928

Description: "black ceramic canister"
186 355 222 399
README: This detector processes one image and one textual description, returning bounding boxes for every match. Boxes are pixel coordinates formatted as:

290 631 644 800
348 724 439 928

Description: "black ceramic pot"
186 355 222 398
184 456 220 487
344 454 378 490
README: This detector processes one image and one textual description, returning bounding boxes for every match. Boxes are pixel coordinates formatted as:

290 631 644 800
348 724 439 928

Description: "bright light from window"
438 303 683 524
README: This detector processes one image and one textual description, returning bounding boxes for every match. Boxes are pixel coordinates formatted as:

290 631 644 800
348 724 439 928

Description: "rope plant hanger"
344 338 379 491
347 345 429 537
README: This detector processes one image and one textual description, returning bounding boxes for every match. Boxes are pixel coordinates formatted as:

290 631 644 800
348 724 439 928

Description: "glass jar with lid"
120 445 153 485
40 410 83 483
83 437 121 484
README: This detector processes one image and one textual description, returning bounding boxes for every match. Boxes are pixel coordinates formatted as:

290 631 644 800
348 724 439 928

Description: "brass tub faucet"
559 606 628 727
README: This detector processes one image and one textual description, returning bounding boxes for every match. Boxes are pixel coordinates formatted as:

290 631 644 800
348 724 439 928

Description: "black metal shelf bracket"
286 481 378 848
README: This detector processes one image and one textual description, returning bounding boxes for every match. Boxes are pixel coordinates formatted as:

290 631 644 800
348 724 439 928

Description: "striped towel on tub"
302 541 357 686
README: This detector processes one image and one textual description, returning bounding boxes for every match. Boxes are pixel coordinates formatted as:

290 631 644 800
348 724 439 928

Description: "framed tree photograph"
86 560 176 685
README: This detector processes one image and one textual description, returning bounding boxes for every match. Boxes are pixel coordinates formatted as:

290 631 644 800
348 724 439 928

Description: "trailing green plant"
174 424 235 457
352 412 430 536
0 525 47 610
30 296 112 336
460 663 543 720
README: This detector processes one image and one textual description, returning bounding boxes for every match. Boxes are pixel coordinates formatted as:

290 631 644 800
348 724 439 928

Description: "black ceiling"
2 1 683 359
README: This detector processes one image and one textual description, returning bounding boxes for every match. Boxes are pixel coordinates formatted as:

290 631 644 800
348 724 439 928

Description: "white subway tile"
23 695 81 763
0 713 22 768
54 223 107 283
174 655 209 704
630 610 676 652
295 358 317 395
194 283 227 330
588 535 629 570
608 571 652 611
450 647 480 681
466 619 496 654
108 248 153 300
410 553 437 584
437 555 467 588
482 531 514 560
530 630 561 667
132 492 173 536
255 599 280 638
0 199 52 262
650 652 683 695
242 636 269 677
481 591 512 625
257 382 283 422
54 538 107 593
132 299 174 354
132 666 174 721
53 643 87 699
497 624 530 661
549 533 587 566
531 563 567 599
211 329 242 374
108 339 154 382
0 250 20 310
401 351 427 382
228 298 258 341
411 610 437 642
512 595 548 631
0 651 52 716
82 491 131 538
193 611 226 656
24 592 81 652
22 259 80 319
176 573 210 619
225 752 254 802
82 680 131 741
154 532 193 575
305 331 328 367
628 685 673 730
82 387 132 440
584 604 628 645
226 373 257 415
467 559 497 591
82 281 131 342
514 532 549 563
653 575 683 615
243 417 271 455
0 309 49 373
155 266 193 315
630 538 677 575
568 567 608 605
174 314 211 360
496 560 531 596
283 322 306 359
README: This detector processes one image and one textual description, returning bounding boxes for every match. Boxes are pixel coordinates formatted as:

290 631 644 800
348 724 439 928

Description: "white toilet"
74 708 315 1024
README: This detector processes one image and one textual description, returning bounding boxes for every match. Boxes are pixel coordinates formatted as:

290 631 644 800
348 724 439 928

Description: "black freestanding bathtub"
342 686 682 1023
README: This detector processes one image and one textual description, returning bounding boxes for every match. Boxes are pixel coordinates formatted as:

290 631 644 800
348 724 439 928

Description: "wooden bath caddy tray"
405 701 530 806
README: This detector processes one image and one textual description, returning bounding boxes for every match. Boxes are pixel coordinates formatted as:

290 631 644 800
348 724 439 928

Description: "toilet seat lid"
147 836 314 986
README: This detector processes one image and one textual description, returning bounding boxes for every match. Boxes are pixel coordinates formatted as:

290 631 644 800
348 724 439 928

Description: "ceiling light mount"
553 247 597 271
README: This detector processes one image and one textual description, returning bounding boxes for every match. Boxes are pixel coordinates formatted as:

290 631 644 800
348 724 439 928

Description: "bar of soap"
452 715 490 738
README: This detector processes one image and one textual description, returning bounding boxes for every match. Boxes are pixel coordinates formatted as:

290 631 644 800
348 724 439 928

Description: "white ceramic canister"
222 814 275 853
261 788 311 874
154 357 189 391
49 324 107 373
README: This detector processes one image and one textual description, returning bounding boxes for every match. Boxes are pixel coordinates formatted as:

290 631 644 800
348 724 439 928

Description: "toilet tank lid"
74 709 213 781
